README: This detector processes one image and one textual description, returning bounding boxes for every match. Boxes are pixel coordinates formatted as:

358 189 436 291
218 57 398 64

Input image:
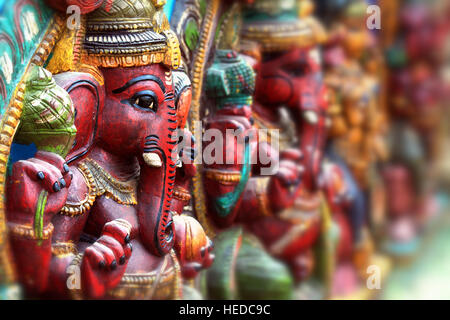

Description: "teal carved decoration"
0 0 54 114
206 49 255 217
0 1 56 298
205 50 255 109
213 140 251 217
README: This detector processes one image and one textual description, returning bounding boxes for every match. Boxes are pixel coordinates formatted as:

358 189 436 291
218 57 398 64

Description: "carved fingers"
175 129 197 180
200 238 215 269
85 219 133 270
275 160 303 187
268 159 304 213
102 219 133 245
280 148 304 163
94 219 133 268
177 129 197 164
29 151 73 192
7 151 73 219
81 219 133 298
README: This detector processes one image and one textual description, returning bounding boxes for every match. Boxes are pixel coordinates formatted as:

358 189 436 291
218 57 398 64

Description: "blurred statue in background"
381 0 447 259
321 0 391 298
240 0 336 298
201 49 309 299
170 0 330 299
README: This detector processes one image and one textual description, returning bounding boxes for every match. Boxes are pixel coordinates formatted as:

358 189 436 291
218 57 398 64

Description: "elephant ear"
0 1 64 299
53 71 105 165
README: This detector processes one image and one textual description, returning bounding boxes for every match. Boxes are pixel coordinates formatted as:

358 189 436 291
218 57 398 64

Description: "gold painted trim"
172 186 191 202
105 249 182 300
8 222 54 240
170 249 183 300
204 168 242 184
255 177 272 217
59 162 97 217
51 241 78 257
82 159 138 205
189 0 221 239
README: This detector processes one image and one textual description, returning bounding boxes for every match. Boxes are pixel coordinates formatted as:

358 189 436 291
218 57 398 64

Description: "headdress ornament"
205 50 255 109
241 0 327 52
82 0 180 68
46 0 180 74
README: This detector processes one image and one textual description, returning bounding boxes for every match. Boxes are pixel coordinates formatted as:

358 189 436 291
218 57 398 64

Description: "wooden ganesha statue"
175 0 338 300
5 0 212 299
168 0 320 299
239 0 334 295
200 49 306 300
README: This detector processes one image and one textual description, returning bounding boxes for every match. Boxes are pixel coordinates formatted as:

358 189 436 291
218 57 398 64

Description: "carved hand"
81 219 133 298
6 151 73 293
267 149 304 213
6 151 73 225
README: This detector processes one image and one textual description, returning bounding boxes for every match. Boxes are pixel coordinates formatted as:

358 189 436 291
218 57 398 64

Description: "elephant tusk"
303 110 319 124
176 155 182 168
143 152 162 167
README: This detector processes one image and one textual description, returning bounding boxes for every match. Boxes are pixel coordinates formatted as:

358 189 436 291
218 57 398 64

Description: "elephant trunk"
137 141 177 256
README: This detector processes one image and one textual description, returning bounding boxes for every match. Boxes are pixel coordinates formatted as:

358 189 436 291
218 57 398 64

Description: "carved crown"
82 0 180 69
205 50 255 109
241 0 327 52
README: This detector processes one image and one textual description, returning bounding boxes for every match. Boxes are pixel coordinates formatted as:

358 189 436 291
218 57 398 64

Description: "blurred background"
316 0 450 299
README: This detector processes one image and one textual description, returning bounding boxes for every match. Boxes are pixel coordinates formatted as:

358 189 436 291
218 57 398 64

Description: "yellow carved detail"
190 0 221 239
46 28 77 74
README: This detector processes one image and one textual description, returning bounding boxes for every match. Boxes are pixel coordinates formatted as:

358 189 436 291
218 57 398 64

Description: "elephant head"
51 0 183 256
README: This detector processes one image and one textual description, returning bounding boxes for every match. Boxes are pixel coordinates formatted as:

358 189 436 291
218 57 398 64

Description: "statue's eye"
284 64 307 77
135 95 155 110
130 91 158 112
